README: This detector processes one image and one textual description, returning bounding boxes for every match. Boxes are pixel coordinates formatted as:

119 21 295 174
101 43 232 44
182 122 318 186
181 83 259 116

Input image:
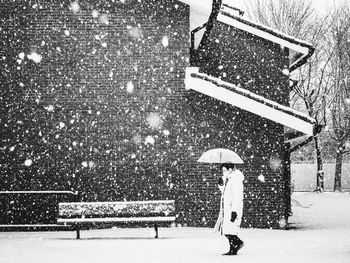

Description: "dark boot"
231 235 244 254
222 235 236 255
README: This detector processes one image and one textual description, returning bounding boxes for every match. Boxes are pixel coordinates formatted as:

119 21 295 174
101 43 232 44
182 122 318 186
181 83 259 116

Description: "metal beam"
186 68 315 136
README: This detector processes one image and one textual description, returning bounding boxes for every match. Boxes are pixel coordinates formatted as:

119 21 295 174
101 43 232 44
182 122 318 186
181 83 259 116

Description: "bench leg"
154 224 158 238
75 225 80 240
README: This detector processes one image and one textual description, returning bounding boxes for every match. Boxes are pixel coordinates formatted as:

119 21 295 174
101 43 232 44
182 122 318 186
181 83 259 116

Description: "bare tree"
327 2 350 192
244 0 315 38
291 15 334 192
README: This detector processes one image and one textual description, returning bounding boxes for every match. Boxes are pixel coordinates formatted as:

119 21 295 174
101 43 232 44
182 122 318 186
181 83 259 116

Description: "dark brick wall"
1 0 289 229
1 0 192 225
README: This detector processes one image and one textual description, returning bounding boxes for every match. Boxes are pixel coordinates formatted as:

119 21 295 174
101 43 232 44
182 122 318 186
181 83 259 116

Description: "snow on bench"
57 200 176 239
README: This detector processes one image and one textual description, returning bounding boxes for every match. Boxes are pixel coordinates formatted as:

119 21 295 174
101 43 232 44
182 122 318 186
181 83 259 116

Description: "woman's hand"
231 211 237 222
218 177 224 186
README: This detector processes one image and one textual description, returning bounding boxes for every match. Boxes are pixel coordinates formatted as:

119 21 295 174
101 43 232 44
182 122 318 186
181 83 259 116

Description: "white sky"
229 0 341 15
183 0 341 31
181 0 344 15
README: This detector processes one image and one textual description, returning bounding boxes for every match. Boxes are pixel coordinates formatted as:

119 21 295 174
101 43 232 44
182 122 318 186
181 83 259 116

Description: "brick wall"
1 0 289 229
1 0 192 225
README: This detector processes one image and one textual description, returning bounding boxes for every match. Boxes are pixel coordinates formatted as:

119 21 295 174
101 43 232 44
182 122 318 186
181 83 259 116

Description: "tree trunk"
334 150 343 192
314 136 324 192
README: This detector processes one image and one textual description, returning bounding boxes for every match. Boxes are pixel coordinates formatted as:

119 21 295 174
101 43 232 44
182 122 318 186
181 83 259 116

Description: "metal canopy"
186 68 316 136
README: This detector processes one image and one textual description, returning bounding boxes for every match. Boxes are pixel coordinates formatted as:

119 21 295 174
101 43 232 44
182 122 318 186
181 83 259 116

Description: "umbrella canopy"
198 148 244 164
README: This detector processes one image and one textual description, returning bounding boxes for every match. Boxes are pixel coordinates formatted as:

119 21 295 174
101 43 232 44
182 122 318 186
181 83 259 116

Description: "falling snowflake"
162 36 169 47
64 30 70 36
126 81 134 93
282 69 290 76
270 157 282 172
278 218 287 228
132 134 142 145
88 161 95 168
82 161 88 167
145 135 155 145
24 159 33 167
18 52 25 59
27 52 42 63
163 130 170 136
92 10 99 18
128 26 143 39
258 174 265 182
59 122 65 129
99 14 109 25
70 1 80 13
45 105 54 112
146 112 162 129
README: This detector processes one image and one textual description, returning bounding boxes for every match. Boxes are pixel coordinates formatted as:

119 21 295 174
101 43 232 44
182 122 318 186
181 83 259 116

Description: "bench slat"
57 216 176 224
59 200 174 206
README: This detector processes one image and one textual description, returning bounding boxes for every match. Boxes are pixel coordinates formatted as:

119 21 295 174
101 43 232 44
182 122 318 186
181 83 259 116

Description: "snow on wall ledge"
185 67 315 136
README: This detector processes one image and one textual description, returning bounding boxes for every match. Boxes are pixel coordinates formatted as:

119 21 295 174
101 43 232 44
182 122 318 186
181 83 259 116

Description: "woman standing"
214 163 245 255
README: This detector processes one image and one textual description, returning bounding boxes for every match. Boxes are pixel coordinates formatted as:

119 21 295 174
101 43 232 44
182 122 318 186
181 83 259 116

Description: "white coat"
214 169 244 235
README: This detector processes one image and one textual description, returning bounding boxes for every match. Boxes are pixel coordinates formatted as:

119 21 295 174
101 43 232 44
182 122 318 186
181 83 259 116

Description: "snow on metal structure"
182 0 314 71
217 5 315 71
186 68 316 136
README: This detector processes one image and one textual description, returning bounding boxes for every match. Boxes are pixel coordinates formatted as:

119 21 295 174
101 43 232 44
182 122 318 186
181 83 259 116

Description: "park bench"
57 200 176 239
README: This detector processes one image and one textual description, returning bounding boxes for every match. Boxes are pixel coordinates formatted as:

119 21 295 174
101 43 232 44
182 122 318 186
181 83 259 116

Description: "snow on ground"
1 192 350 263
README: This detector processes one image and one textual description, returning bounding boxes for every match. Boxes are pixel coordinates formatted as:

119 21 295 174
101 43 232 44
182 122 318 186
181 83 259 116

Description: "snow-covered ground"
1 192 350 263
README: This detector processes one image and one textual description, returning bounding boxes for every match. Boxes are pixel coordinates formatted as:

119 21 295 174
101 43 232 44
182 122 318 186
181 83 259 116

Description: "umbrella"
198 148 244 164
